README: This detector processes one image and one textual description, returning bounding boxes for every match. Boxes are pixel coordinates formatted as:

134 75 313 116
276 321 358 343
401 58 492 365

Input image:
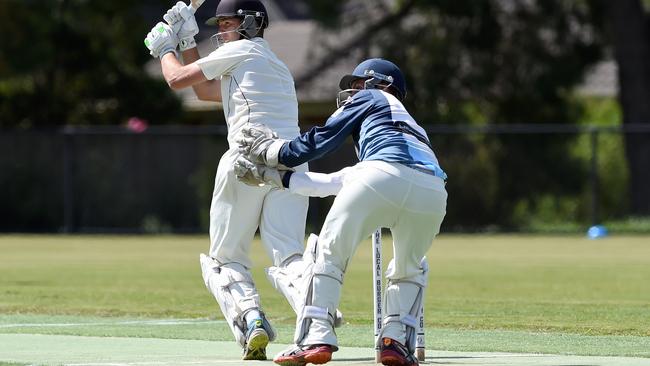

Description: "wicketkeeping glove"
235 124 286 168
163 1 199 51
234 156 264 186
144 22 179 58
234 156 289 188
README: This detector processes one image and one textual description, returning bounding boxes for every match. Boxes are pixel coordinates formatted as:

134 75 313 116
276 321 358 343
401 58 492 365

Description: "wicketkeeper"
236 58 448 366
144 0 316 360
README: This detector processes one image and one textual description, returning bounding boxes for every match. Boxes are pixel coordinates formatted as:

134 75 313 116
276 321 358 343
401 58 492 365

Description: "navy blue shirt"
279 89 447 180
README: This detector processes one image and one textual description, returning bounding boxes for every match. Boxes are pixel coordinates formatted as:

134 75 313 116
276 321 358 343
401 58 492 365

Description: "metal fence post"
63 129 74 233
589 127 600 226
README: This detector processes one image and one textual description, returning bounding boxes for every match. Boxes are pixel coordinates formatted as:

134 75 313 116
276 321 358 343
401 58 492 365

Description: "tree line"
1 0 648 228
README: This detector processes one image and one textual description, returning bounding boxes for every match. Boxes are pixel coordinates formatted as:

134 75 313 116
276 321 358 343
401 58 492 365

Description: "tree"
0 0 182 128
302 0 606 228
606 0 650 216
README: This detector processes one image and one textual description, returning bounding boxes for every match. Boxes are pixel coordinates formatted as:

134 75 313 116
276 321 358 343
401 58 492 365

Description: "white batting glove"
163 1 199 51
144 22 178 58
235 124 286 167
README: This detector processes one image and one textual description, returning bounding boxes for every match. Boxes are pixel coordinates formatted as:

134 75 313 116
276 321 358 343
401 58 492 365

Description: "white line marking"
0 318 224 328
65 362 373 366
66 362 245 366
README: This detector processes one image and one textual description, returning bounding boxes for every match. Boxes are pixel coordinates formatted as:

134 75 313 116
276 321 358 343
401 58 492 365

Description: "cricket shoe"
380 337 418 366
242 318 269 360
273 344 333 366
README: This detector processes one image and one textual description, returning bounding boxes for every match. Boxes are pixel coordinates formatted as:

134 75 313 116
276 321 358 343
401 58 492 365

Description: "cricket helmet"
339 58 407 100
206 0 268 39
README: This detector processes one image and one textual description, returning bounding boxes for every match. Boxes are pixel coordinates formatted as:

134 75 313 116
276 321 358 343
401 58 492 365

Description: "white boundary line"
0 318 224 328
66 363 272 366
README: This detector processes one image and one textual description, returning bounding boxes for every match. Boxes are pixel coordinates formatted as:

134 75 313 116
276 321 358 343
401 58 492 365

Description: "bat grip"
190 0 204 13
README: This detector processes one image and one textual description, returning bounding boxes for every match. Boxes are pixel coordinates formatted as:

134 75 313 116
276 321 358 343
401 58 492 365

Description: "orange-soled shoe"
273 344 334 366
380 337 418 366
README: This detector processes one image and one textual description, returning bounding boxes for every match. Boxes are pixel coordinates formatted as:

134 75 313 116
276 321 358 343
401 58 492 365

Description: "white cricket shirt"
196 38 300 146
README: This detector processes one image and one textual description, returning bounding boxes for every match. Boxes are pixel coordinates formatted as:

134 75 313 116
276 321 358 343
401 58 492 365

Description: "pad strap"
215 263 258 313
313 262 344 283
383 313 418 328
303 305 336 325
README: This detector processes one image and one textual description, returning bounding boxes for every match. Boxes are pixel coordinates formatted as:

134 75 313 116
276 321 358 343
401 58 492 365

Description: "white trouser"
301 161 447 347
208 148 309 268
206 147 308 339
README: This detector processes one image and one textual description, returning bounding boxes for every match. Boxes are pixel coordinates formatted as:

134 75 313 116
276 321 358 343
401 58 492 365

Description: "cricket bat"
190 0 205 12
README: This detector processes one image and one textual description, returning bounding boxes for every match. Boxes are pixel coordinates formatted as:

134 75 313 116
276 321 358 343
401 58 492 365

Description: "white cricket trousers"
303 160 447 347
208 148 309 268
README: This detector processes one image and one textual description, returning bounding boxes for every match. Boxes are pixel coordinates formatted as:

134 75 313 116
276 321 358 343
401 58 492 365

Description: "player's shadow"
333 351 601 366
332 357 374 362
335 355 600 366
426 355 600 366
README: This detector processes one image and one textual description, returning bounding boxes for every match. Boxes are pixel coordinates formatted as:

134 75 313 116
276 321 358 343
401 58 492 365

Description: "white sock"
244 310 262 325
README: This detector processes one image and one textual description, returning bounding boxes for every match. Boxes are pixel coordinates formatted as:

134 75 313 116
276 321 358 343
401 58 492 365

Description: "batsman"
237 58 448 366
143 0 325 361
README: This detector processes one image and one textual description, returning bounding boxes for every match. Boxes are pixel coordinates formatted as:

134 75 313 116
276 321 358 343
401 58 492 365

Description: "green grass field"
1 234 650 364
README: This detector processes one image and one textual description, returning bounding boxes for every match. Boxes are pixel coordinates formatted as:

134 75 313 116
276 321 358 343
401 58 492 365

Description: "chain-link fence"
1 124 649 233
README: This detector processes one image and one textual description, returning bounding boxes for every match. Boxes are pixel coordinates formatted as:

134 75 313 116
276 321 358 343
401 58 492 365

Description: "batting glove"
236 124 286 168
144 22 179 58
163 1 199 51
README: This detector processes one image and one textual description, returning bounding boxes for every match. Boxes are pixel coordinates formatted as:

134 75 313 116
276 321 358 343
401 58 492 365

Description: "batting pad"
379 258 428 352
199 254 275 347
294 261 343 349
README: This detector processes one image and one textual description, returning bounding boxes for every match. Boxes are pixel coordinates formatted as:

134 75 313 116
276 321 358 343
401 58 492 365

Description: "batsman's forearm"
160 53 189 89
160 53 219 101
181 48 201 64
179 49 222 102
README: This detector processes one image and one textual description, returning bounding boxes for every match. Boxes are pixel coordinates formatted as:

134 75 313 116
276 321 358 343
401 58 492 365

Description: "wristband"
282 170 294 189
179 37 196 51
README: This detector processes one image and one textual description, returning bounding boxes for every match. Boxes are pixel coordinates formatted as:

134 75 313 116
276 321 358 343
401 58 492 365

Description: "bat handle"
190 0 204 13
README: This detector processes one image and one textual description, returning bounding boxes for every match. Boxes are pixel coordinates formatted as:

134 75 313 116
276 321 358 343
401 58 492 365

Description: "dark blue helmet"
338 58 407 100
